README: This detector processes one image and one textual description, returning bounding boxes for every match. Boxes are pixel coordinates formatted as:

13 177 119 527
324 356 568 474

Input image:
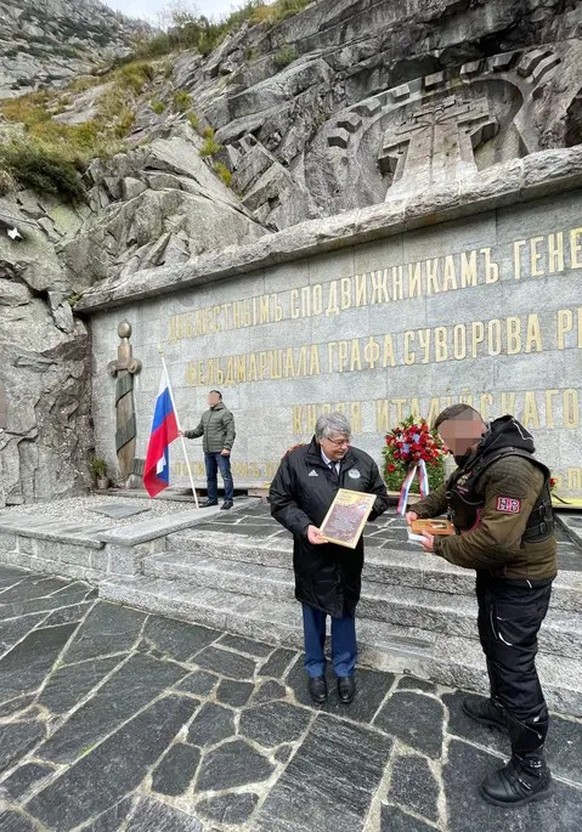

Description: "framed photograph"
319 488 378 549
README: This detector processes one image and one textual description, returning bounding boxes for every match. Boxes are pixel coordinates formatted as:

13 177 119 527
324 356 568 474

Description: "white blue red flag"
143 372 179 497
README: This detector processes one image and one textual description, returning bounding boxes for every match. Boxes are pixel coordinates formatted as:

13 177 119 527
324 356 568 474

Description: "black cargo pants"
475 571 553 755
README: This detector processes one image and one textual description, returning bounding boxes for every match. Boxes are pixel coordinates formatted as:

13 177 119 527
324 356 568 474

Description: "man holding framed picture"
270 412 389 705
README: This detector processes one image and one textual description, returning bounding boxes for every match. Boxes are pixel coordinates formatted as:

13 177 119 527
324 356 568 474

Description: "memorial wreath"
383 416 445 510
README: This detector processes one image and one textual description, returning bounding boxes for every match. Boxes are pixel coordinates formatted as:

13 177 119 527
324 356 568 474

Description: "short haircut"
433 403 483 431
314 411 352 440
209 389 222 399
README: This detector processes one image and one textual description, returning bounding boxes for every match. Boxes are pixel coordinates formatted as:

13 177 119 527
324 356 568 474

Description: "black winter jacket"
269 438 389 617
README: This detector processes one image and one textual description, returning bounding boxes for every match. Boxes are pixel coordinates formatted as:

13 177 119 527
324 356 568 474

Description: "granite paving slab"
151 742 201 796
1 563 582 832
25 695 197 830
0 811 38 832
0 622 78 703
37 653 188 763
141 615 219 662
252 715 394 832
0 761 55 801
90 503 152 520
60 602 145 664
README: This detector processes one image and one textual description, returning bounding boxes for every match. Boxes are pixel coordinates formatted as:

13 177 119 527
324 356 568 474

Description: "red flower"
387 463 396 473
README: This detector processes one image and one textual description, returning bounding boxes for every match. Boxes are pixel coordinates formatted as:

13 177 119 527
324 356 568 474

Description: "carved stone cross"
107 321 142 483
379 95 498 195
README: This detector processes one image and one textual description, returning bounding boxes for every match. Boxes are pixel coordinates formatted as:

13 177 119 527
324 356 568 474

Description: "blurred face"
319 431 351 461
438 416 486 459
208 392 221 407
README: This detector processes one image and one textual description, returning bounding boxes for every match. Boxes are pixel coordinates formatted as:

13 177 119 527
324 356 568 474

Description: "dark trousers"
301 603 357 678
476 570 553 753
204 452 234 502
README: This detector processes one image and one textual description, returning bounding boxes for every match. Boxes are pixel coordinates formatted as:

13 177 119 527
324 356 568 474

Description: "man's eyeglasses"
325 436 351 447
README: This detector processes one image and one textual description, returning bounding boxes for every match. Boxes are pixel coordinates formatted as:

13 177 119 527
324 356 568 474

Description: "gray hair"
314 411 352 440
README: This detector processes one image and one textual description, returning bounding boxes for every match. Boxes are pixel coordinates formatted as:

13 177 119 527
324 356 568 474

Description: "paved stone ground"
1 566 581 832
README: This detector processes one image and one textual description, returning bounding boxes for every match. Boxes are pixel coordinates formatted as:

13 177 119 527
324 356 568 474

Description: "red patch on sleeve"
496 496 521 514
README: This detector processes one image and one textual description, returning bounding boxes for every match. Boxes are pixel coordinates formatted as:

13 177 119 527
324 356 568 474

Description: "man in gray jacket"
183 390 236 509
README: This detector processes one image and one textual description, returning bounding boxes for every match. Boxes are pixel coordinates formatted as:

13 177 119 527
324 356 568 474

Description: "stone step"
144 550 582 661
98 574 582 717
167 531 582 609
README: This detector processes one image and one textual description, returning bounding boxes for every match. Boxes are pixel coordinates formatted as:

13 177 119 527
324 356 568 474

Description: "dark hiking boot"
480 752 552 807
462 696 508 733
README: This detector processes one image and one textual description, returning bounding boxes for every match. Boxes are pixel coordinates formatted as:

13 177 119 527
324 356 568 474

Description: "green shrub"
150 98 165 115
0 142 86 203
173 90 191 113
213 161 232 187
187 111 200 131
273 44 298 69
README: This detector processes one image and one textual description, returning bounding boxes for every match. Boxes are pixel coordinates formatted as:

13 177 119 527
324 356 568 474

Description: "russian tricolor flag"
143 372 179 497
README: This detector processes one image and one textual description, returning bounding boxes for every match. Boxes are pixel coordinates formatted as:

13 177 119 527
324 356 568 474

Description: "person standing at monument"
182 390 236 510
269 412 389 705
406 404 556 807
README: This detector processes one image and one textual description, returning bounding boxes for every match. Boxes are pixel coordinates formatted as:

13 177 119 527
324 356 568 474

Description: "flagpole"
158 346 199 508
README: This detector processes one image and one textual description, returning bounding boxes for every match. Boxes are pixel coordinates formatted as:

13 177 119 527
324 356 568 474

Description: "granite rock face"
0 192 92 506
0 0 148 98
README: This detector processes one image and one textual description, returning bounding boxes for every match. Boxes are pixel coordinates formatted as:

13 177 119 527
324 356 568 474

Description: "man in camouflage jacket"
407 404 556 808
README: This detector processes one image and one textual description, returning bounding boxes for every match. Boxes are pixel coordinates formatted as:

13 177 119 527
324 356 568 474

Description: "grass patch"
150 98 165 115
199 126 222 158
273 44 298 69
213 161 232 187
173 90 191 113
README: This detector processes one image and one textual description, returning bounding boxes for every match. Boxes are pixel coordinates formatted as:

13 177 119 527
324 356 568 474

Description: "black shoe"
337 675 355 704
462 696 508 733
308 675 328 705
480 752 552 807
200 500 218 508
220 500 234 510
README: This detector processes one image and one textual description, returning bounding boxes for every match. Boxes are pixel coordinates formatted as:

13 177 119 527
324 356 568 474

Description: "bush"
187 111 200 131
0 142 86 203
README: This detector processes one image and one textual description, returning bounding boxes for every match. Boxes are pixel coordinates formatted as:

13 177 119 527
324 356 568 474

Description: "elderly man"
407 404 556 807
270 412 389 705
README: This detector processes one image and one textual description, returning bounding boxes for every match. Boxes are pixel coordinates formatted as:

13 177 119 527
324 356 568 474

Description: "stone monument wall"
85 155 582 500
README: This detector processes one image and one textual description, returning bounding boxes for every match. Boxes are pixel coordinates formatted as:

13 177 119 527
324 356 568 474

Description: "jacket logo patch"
348 469 361 479
308 469 319 477
496 496 521 513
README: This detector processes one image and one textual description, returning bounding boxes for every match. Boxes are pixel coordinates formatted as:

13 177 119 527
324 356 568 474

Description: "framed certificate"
319 488 377 549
